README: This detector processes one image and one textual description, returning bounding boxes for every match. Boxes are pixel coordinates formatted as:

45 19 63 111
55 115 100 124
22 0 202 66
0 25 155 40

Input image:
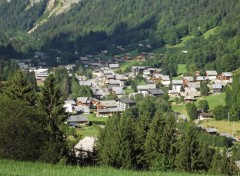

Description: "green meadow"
0 159 214 176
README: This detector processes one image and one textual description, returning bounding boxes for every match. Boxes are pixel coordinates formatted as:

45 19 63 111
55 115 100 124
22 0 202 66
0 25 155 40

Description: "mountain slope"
0 0 240 72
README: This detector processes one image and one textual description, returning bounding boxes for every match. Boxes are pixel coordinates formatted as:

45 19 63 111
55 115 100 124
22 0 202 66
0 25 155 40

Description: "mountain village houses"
17 52 233 126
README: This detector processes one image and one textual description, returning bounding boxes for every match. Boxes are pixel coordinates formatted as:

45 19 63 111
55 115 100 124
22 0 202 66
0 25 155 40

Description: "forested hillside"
0 0 240 71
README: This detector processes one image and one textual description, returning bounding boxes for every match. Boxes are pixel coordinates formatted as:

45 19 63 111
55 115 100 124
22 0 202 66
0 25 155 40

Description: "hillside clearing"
0 159 214 176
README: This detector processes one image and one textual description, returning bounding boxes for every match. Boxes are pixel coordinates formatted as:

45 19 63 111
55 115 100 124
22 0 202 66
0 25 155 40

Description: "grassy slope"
203 27 217 39
0 159 213 176
199 119 240 137
196 92 226 110
172 92 226 119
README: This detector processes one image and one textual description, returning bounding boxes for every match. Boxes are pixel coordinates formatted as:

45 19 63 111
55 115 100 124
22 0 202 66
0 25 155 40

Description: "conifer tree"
4 70 36 105
144 110 166 170
39 74 68 163
175 125 204 172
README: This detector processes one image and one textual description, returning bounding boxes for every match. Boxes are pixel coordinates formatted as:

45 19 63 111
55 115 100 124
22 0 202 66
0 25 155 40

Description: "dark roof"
118 98 135 104
67 115 89 123
148 88 165 95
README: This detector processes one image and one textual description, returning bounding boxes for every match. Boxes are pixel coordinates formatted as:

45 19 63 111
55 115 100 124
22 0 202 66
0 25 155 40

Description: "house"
206 70 218 80
198 112 214 120
187 82 200 89
205 128 218 135
118 98 135 111
168 90 180 98
183 76 194 86
221 72 233 81
112 87 125 97
172 80 183 92
148 88 165 97
96 108 119 117
160 75 171 87
67 115 89 127
97 100 118 109
137 84 156 96
196 76 205 82
74 136 97 156
76 97 91 106
64 100 76 113
184 96 195 102
109 63 119 69
212 83 223 93
73 105 90 114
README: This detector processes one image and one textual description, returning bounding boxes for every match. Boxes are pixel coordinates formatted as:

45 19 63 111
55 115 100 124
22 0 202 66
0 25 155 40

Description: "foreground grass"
0 159 213 176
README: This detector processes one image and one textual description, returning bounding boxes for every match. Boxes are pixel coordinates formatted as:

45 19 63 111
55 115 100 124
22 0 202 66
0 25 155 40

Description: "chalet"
205 128 218 135
115 74 128 81
198 112 214 120
74 136 96 156
221 72 233 81
172 80 183 92
137 84 156 96
112 87 125 97
184 96 195 102
76 97 91 107
131 66 146 74
183 76 194 86
183 87 201 98
96 108 119 117
148 88 165 97
73 105 90 114
67 115 89 127
108 79 125 87
64 100 76 113
187 82 200 89
79 80 92 86
196 76 205 82
97 100 118 109
160 75 171 87
33 68 49 81
168 90 180 98
212 83 223 93
118 98 135 111
206 70 218 80
109 64 119 69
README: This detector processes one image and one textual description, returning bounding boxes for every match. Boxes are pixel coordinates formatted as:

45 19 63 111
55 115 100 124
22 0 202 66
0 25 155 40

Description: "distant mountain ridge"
0 0 240 70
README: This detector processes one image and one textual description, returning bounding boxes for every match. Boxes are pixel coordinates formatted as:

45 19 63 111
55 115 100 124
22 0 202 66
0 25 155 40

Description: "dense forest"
0 0 240 73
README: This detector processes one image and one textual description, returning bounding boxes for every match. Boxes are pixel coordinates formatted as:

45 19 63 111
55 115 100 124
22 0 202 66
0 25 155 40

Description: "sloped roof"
148 88 165 95
118 98 135 104
67 115 89 123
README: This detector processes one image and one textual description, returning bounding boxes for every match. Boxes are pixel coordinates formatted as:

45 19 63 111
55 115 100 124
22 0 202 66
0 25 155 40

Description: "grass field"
173 64 186 80
0 159 214 176
203 27 217 39
76 124 100 137
119 60 144 71
172 92 226 118
196 92 226 110
86 114 108 122
199 119 240 137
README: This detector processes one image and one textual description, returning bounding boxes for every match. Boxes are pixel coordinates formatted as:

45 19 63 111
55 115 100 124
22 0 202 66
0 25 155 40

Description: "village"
16 50 237 150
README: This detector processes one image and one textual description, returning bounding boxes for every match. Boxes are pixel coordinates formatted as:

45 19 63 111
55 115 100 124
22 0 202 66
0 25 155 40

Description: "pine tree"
3 70 36 105
200 81 209 96
144 110 166 170
175 125 204 172
39 74 68 163
186 103 198 120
